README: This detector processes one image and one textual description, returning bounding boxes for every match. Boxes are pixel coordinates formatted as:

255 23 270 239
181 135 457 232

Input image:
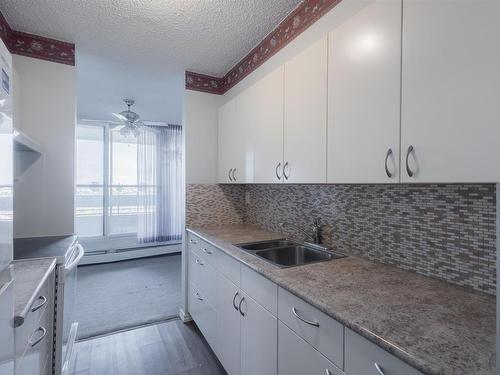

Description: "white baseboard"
179 308 192 323
79 244 181 265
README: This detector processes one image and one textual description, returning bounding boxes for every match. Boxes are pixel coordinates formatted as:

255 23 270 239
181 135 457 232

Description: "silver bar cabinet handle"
405 145 414 177
275 162 282 180
228 168 233 181
384 148 393 178
29 327 47 347
31 295 47 312
189 238 198 244
195 259 205 266
232 168 237 181
196 292 204 301
283 161 289 180
325 370 332 375
232 292 240 311
202 248 213 255
374 362 385 375
292 307 319 327
238 297 246 316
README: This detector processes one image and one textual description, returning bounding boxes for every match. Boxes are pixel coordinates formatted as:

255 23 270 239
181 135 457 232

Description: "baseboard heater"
79 244 181 265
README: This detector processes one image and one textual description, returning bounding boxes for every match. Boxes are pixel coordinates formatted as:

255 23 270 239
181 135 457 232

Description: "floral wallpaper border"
185 0 342 95
0 11 75 66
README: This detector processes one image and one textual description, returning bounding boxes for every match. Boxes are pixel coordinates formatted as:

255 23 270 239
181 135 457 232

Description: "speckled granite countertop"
13 258 56 327
187 225 496 375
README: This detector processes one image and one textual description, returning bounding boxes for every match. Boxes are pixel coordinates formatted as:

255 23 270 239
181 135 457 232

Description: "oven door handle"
65 244 84 272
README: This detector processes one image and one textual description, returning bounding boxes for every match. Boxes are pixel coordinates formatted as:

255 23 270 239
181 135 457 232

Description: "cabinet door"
278 322 343 375
217 98 238 183
252 66 285 183
189 283 216 349
328 0 401 183
218 97 251 183
284 37 328 183
401 0 500 183
240 292 277 375
216 273 241 375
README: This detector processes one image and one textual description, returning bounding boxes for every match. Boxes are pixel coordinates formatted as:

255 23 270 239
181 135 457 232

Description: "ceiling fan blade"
142 121 168 126
112 112 128 121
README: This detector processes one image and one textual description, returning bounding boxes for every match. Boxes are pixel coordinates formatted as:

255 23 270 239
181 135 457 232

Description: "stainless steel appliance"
57 241 84 375
13 236 84 375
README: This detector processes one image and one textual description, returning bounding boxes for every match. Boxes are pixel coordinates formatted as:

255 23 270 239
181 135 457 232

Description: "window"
75 124 104 236
75 123 143 237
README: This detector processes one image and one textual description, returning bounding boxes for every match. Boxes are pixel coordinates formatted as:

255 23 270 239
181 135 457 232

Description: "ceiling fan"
111 98 143 137
81 99 166 137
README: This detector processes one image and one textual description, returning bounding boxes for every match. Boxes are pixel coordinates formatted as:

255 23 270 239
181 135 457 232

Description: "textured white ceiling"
1 0 302 76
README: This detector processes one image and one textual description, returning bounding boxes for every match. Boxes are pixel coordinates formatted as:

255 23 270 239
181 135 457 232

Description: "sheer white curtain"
137 125 182 243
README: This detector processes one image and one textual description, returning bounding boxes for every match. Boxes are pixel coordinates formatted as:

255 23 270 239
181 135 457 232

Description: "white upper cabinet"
401 0 500 183
251 66 284 184
284 36 328 183
327 0 402 183
217 97 253 183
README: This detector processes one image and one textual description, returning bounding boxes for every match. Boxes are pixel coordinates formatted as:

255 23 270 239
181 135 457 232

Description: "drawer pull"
29 327 47 347
31 295 47 312
189 239 198 244
202 248 213 255
374 362 385 375
292 307 319 327
232 292 240 311
325 370 332 375
195 292 204 301
195 259 205 266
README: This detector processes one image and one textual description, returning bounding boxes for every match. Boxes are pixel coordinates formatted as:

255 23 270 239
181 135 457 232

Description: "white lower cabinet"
188 283 216 349
278 321 342 375
188 232 422 375
345 329 423 375
278 287 344 369
215 272 241 375
240 291 277 375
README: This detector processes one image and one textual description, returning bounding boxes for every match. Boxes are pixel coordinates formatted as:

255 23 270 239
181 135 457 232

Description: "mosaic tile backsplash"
186 183 496 295
186 184 245 227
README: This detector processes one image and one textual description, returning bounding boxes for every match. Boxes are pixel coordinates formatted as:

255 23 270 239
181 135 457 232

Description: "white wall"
13 55 76 238
184 89 220 184
77 52 183 124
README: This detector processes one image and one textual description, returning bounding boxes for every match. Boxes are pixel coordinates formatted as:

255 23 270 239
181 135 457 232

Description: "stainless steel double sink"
236 240 345 268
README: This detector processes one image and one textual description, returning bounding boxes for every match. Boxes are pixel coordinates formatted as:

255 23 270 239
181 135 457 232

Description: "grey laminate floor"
75 254 182 339
70 320 226 375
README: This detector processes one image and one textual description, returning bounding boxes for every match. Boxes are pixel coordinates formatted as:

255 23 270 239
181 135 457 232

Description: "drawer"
188 283 216 349
15 271 54 358
241 265 277 315
278 321 343 375
187 233 217 265
278 287 344 369
15 306 53 375
188 251 216 304
345 329 423 375
214 248 240 287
